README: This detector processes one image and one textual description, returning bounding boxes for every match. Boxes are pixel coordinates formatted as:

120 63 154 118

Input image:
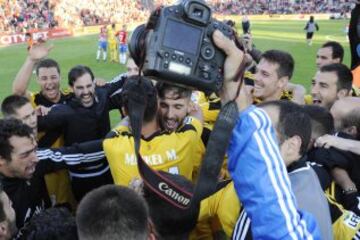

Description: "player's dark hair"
68 65 95 86
259 100 311 156
303 105 334 137
122 76 158 123
279 111 311 156
320 63 353 92
322 41 344 63
258 100 300 126
18 207 77 240
1 95 30 117
0 119 34 162
156 82 192 100
261 50 295 80
77 185 150 240
143 171 200 240
36 58 60 76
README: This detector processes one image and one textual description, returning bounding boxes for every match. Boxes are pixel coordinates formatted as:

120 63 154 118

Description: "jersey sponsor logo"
344 211 360 229
158 182 190 206
125 149 178 165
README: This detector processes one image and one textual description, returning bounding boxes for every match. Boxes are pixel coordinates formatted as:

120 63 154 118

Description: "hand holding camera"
129 0 239 92
211 30 248 107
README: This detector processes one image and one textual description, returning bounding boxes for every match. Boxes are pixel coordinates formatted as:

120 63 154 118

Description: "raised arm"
12 42 53 97
35 139 104 176
214 30 321 239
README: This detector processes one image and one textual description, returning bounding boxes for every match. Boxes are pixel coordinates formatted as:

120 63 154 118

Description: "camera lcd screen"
163 19 202 54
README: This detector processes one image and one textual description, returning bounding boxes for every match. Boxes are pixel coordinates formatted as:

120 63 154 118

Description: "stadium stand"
0 0 355 33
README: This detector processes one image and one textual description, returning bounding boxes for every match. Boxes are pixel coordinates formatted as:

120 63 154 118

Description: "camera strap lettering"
127 6 249 209
133 60 246 210
137 100 237 209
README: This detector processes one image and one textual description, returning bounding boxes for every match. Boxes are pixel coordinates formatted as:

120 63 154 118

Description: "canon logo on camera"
158 182 190 206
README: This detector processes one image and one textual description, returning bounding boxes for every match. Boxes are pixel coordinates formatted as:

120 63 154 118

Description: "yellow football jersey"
104 117 203 186
107 26 117 44
198 92 221 126
304 94 313 105
30 92 76 208
326 192 360 240
198 182 241 237
198 182 360 239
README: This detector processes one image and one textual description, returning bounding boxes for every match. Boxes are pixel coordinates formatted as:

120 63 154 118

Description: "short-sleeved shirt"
104 117 203 186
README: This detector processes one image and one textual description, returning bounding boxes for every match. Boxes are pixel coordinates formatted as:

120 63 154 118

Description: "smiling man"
156 82 193 131
311 63 353 109
37 65 125 201
12 42 70 108
253 50 294 102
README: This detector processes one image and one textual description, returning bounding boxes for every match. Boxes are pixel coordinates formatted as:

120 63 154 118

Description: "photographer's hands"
212 30 252 111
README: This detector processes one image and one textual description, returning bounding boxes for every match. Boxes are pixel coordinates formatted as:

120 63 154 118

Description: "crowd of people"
0 0 57 34
0 0 356 34
53 0 147 28
0 1 360 240
0 0 148 33
209 0 355 15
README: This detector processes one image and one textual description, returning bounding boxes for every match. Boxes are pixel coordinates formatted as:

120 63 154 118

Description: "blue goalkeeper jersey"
227 105 321 240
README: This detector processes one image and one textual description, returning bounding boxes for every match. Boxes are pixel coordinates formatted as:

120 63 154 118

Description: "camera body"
129 0 234 92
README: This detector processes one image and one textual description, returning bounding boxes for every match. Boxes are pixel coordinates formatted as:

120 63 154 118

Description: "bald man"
316 97 360 215
329 97 360 137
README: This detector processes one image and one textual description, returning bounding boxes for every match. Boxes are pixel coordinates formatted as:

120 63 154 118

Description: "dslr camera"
129 0 235 92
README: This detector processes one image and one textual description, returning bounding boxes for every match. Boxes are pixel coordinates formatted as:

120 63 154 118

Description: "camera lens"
129 24 147 67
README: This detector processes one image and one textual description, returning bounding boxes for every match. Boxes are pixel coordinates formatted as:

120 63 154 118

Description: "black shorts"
306 32 314 39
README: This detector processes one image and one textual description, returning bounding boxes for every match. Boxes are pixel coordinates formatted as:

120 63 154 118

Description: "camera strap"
136 65 247 210
137 7 162 75
137 100 237 209
131 9 248 208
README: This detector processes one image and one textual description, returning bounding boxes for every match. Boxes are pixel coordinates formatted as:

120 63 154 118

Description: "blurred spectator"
0 0 357 34
0 0 57 34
